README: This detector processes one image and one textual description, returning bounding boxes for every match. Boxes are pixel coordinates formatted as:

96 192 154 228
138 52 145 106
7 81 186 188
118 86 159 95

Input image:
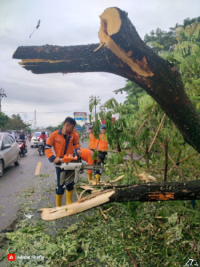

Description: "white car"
0 132 20 177
30 132 41 148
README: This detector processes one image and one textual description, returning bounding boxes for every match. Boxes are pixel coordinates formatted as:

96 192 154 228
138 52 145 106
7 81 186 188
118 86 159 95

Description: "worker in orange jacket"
95 126 108 164
73 128 80 148
45 117 81 207
80 148 104 183
89 126 97 151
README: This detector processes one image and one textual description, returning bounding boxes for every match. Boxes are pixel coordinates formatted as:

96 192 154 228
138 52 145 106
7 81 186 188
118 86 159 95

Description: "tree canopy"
0 113 29 131
0 112 10 130
5 114 30 130
89 16 200 183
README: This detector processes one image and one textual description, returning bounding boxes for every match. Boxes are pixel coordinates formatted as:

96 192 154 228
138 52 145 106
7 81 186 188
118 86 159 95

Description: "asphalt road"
0 140 89 232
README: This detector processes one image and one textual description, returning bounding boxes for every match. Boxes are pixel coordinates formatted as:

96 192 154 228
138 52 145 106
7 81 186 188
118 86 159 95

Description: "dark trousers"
55 167 74 195
98 151 108 164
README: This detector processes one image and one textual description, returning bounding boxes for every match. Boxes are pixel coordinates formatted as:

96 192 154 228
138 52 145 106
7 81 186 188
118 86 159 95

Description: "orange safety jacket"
80 148 94 174
74 131 79 138
89 133 97 149
96 134 108 151
45 129 80 163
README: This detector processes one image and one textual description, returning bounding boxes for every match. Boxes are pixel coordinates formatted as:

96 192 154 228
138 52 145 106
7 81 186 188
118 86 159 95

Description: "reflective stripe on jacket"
89 133 97 149
96 134 108 151
45 129 80 163
80 148 94 174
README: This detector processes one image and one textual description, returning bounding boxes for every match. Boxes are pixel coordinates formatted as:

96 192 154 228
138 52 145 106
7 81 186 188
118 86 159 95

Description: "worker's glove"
76 148 81 155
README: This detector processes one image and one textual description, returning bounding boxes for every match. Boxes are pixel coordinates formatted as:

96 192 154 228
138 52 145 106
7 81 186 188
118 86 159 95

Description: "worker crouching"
45 117 81 207
80 148 104 184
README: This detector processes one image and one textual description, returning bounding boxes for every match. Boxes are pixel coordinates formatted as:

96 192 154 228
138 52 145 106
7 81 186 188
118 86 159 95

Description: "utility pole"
34 110 36 130
90 95 99 121
94 96 96 117
0 88 7 112
28 120 33 130
23 113 28 124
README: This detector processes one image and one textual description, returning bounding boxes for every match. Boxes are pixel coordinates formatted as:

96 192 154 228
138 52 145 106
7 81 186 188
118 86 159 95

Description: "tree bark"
40 179 200 220
108 179 200 202
13 7 200 153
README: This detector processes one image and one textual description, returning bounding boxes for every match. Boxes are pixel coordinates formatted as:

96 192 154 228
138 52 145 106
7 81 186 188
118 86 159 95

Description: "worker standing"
95 126 108 164
89 126 97 152
45 117 81 207
80 148 104 183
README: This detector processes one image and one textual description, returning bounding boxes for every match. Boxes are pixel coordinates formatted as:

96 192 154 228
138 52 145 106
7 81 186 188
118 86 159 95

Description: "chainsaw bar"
81 164 105 170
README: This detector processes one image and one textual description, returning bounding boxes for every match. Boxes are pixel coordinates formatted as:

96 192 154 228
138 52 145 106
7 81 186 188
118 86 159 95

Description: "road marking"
35 162 41 176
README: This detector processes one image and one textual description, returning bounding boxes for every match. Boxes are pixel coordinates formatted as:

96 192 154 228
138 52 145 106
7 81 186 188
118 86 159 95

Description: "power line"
6 94 22 112
2 98 12 112
74 77 125 112
2 78 126 115
4 96 20 114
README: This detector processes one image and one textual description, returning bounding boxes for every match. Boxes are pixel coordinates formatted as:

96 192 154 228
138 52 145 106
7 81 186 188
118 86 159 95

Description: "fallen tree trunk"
13 7 200 153
40 179 200 220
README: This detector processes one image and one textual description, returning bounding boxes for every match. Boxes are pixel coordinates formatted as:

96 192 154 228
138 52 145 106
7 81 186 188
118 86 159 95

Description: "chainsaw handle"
53 158 63 167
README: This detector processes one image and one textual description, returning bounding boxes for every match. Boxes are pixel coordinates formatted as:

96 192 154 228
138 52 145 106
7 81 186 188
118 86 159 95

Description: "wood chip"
75 189 80 200
99 207 107 220
104 207 113 213
109 175 124 183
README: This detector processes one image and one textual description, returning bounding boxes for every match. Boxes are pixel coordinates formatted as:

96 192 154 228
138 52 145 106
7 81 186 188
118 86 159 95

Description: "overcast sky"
0 0 199 128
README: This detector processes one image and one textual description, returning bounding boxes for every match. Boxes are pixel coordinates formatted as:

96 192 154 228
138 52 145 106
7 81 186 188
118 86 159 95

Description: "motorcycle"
38 139 45 156
17 139 28 157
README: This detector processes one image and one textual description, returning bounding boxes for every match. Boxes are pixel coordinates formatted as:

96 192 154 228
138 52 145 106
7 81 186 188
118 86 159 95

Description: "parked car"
30 132 48 148
0 132 20 177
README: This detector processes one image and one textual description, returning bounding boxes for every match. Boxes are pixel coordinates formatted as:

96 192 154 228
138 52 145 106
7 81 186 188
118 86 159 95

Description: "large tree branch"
13 7 200 153
13 44 113 74
40 179 200 220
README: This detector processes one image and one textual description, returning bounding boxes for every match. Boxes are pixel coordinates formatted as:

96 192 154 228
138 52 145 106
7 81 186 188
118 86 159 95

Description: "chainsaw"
54 154 104 187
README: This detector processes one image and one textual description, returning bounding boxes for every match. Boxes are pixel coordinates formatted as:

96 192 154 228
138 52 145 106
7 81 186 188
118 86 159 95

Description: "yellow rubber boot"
87 172 92 183
95 174 100 185
66 190 73 205
56 194 63 207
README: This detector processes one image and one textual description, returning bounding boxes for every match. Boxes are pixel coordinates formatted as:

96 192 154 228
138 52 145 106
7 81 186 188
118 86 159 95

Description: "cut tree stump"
13 7 200 153
40 179 200 220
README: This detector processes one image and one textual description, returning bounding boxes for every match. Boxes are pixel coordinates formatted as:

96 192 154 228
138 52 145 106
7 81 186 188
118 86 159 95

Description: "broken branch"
124 249 138 267
134 109 154 139
99 207 107 220
148 114 166 153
